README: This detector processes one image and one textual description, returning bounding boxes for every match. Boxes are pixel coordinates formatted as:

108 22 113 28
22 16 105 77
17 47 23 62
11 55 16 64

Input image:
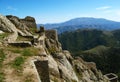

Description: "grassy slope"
79 46 120 81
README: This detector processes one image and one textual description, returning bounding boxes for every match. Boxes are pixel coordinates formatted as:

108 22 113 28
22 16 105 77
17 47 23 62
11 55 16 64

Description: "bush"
12 56 24 70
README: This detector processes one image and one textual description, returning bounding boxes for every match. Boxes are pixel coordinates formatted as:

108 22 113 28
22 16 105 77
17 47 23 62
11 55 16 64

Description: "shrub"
12 56 24 70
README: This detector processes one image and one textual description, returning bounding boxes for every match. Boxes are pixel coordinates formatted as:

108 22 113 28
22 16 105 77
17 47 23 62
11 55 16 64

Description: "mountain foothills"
0 14 112 82
38 18 120 33
58 29 120 81
59 29 120 52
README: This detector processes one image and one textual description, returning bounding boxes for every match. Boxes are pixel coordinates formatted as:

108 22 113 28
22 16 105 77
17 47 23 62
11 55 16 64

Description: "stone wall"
34 60 50 82
45 30 58 41
105 73 118 82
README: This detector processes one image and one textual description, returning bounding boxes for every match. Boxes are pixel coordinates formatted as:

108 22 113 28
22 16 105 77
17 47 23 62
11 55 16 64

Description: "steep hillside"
59 29 120 81
80 46 120 81
58 29 120 53
38 17 120 33
0 14 110 82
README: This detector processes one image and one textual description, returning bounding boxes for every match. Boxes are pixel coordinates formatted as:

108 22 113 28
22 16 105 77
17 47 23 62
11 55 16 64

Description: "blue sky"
0 0 120 24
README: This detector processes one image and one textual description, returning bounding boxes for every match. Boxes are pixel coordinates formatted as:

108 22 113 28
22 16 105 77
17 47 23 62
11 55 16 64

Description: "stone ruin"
8 26 58 48
45 29 58 41
105 73 118 82
34 60 50 82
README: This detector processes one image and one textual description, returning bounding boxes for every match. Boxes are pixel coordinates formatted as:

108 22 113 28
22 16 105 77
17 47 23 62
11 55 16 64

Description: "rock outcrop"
0 15 17 33
6 15 34 36
0 14 37 44
32 27 110 82
20 16 37 28
0 14 110 82
0 14 18 43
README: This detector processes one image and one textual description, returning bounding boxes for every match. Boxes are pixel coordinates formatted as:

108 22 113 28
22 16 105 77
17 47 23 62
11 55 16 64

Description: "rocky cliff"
0 14 110 82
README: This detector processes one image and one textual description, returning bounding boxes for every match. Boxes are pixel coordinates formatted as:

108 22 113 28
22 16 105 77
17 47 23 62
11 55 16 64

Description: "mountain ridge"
38 17 120 33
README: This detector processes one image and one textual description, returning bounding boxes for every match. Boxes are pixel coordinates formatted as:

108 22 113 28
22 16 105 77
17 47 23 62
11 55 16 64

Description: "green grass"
29 27 37 35
6 46 22 54
0 49 6 67
0 33 10 41
25 79 33 82
7 46 40 71
72 80 77 82
10 47 40 70
13 49 21 53
7 46 40 56
83 45 108 54
24 75 34 82
17 36 33 41
12 56 25 70
52 77 59 82
22 48 33 56
0 72 5 82
0 49 6 82
21 47 40 56
48 46 56 54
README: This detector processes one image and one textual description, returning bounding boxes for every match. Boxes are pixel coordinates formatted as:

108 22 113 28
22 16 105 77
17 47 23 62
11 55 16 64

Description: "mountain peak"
40 17 120 33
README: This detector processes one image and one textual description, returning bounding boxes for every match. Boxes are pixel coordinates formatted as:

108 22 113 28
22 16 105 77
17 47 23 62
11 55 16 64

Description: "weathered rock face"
0 14 18 43
0 14 17 33
6 15 33 36
35 29 110 82
0 14 37 43
21 16 36 28
0 14 110 82
45 30 62 53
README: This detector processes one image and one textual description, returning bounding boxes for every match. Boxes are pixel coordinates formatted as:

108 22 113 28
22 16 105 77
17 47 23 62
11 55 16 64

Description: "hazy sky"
0 0 120 24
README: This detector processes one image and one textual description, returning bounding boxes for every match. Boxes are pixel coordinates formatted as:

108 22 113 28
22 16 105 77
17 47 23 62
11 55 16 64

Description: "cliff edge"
0 14 109 82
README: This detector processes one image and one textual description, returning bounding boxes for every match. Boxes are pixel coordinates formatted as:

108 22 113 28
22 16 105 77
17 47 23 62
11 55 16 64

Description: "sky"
0 0 120 24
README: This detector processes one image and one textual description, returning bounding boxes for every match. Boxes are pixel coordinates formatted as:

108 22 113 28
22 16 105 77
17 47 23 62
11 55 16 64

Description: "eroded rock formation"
35 29 109 82
20 16 37 28
0 14 110 82
0 14 37 44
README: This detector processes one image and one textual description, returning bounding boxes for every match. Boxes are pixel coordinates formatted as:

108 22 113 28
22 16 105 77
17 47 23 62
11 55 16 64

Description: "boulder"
6 15 20 27
6 15 32 36
0 30 4 34
45 30 58 41
0 14 17 33
0 14 18 43
20 16 37 28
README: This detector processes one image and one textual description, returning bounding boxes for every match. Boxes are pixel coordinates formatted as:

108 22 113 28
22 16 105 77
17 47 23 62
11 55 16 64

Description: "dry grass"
6 46 40 56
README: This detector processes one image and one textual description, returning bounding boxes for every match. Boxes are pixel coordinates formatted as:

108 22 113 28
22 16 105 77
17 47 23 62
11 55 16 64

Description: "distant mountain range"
38 17 120 33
